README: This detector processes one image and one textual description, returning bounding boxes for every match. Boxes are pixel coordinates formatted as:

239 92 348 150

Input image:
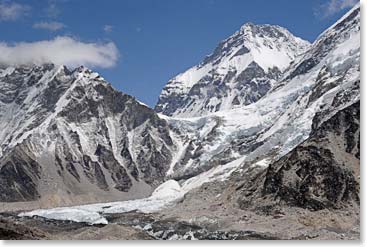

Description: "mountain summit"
155 23 310 117
0 64 175 206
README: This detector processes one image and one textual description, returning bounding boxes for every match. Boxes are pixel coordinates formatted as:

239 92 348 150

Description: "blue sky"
0 0 358 106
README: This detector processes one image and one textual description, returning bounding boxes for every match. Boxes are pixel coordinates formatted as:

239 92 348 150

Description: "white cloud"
316 0 358 18
103 25 113 33
33 21 65 31
0 2 30 21
0 36 119 69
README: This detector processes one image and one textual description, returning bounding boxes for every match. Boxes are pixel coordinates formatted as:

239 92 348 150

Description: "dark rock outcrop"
237 102 360 211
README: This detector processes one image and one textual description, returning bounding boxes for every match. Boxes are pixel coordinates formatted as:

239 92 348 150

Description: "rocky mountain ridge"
159 4 359 182
0 64 176 206
155 23 310 117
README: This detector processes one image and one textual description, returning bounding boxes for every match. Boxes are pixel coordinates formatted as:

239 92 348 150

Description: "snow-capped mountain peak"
0 64 177 205
155 23 311 117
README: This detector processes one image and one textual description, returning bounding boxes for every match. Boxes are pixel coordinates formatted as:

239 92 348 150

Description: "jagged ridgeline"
155 23 311 117
0 3 360 220
0 65 175 206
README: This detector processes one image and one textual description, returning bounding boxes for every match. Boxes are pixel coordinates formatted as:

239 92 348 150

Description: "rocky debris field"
0 194 360 241
1 211 279 240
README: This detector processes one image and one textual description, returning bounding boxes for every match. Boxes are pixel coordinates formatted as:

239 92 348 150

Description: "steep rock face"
236 101 359 211
0 143 41 202
0 65 175 205
156 23 310 117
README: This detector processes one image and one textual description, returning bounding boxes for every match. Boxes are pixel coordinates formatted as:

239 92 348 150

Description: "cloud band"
0 36 119 69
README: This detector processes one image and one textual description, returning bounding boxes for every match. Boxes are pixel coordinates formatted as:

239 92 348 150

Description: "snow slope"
155 23 310 117
164 3 360 181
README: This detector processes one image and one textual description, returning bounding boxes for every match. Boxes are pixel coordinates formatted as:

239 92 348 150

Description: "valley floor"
0 180 359 240
0 206 359 240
